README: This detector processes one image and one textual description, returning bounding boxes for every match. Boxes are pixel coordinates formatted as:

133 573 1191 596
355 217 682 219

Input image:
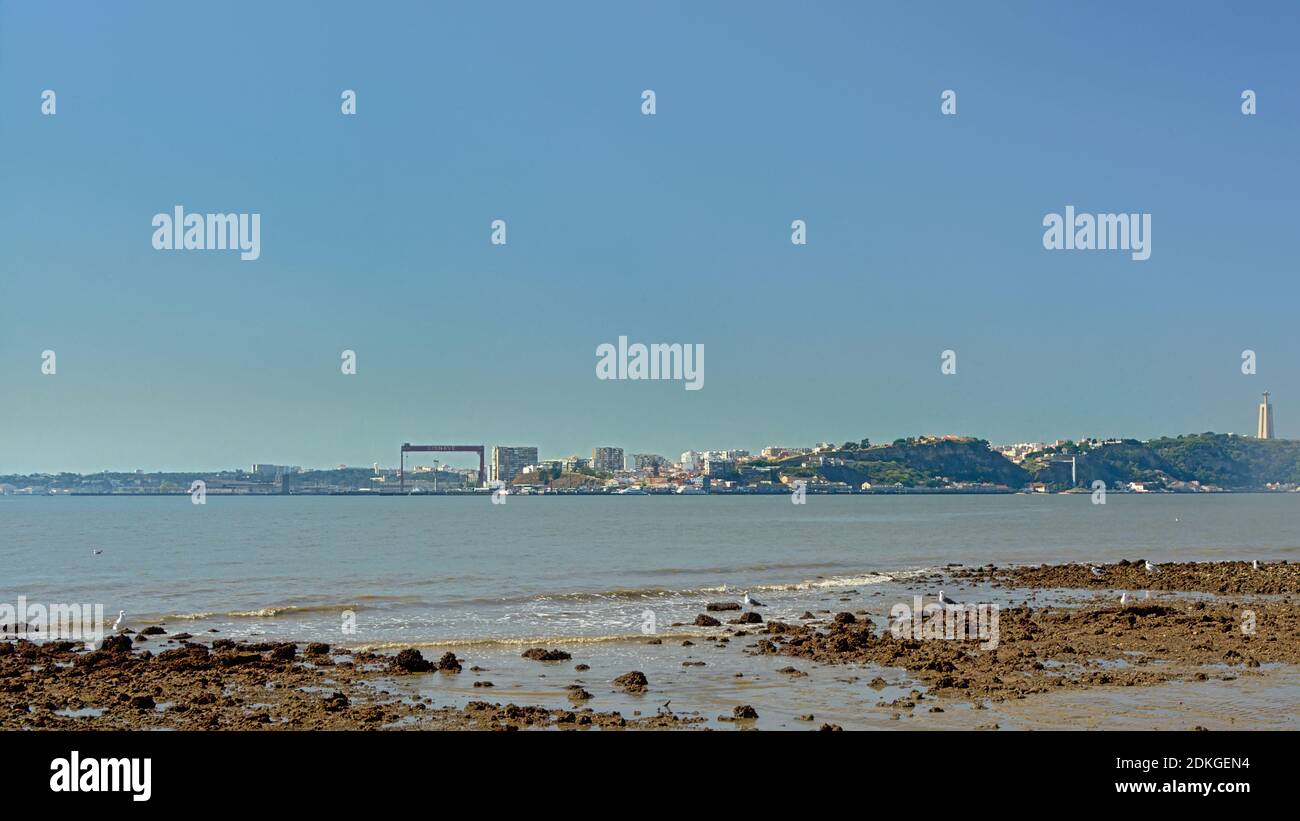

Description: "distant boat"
615 486 647 495
674 485 705 495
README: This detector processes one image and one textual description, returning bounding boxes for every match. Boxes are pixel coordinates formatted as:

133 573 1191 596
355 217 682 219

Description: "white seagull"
1144 560 1156 573
91 548 103 555
938 590 960 606
111 610 126 633
1252 560 1259 571
1090 566 1105 578
1120 593 1129 605
742 592 765 608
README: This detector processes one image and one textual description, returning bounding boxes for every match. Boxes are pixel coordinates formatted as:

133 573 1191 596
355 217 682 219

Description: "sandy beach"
4 560 1296 731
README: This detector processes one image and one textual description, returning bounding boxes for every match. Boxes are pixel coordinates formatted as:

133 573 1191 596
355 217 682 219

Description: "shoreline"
4 560 1296 730
7 488 1299 497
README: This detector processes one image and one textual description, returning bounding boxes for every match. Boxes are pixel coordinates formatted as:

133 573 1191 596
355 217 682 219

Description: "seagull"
743 592 765 608
111 610 126 633
91 548 102 555
1120 593 1129 605
1144 560 1156 573
1252 560 1259 571
1090 566 1105 578
938 590 960 606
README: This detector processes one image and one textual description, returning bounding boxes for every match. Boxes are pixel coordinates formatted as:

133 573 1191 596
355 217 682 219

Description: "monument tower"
1257 391 1275 440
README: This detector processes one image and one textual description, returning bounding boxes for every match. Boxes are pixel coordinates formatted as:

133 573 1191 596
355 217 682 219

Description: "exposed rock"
323 691 349 712
522 648 571 661
391 648 434 673
693 614 721 627
613 671 648 694
100 635 133 654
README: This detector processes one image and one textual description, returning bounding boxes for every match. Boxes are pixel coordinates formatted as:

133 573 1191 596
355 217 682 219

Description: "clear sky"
2 1 1297 473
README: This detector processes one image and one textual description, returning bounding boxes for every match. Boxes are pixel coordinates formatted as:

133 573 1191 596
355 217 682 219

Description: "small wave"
160 566 939 624
753 573 896 592
483 570 908 605
226 603 360 619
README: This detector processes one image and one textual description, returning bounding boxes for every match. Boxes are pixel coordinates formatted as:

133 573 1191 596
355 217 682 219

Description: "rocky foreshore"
757 597 1300 702
954 559 1299 596
0 637 705 730
3 561 1296 730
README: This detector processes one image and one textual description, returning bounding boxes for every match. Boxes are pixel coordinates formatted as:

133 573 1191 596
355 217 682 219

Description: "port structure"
399 443 485 491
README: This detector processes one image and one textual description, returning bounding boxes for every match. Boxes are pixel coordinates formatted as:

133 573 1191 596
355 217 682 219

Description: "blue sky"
2 1 1297 472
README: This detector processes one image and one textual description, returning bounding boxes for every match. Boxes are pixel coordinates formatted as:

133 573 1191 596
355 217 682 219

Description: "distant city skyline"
3 2 1297 473
2 401 1284 476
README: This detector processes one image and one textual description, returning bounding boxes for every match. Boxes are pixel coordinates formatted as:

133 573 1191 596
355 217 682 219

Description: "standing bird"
938 591 960 606
1120 593 1129 605
1090 566 1105 578
1252 560 1259 571
742 592 765 608
111 610 126 633
1144 560 1156 573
